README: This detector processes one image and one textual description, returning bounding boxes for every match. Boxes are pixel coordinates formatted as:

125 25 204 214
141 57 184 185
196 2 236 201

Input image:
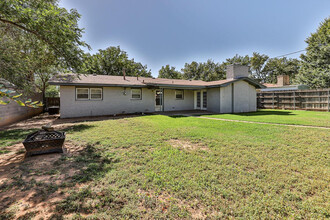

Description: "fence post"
328 89 330 111
272 93 274 109
293 91 295 110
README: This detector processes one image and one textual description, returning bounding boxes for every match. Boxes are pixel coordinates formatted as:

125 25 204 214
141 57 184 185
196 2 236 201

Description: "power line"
273 49 306 58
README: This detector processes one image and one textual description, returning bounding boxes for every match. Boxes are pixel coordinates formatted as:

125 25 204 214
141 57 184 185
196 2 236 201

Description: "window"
131 88 142 99
76 88 103 100
76 88 89 100
175 90 184 100
90 88 102 100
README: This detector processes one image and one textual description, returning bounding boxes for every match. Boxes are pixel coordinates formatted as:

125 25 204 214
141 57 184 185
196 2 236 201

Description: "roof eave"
48 82 147 88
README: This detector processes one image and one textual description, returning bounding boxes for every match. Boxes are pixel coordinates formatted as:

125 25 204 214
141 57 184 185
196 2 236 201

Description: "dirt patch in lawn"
0 141 88 219
168 139 209 152
138 189 217 219
2 113 145 131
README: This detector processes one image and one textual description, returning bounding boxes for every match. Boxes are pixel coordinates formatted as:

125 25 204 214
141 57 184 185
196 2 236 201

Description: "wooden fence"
257 88 330 112
46 97 60 108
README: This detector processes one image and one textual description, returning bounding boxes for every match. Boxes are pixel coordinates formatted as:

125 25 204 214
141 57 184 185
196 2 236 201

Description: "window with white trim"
90 88 102 100
131 88 142 99
175 89 184 100
76 88 103 100
76 88 89 100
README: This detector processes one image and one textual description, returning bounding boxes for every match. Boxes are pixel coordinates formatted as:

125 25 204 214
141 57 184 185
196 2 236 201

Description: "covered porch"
153 88 208 112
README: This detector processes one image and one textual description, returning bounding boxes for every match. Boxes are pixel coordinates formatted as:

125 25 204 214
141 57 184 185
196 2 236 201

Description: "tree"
80 46 151 77
158 65 182 79
0 0 88 105
225 54 251 66
263 58 301 84
0 79 41 107
295 17 330 88
224 53 300 84
0 0 88 69
250 52 269 82
181 60 226 81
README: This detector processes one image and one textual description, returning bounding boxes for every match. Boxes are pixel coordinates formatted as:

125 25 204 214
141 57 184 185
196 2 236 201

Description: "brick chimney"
226 64 250 80
277 75 290 86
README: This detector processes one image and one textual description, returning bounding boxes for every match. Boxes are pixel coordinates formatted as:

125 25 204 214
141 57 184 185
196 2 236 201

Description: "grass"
0 129 37 154
0 112 329 218
203 109 330 127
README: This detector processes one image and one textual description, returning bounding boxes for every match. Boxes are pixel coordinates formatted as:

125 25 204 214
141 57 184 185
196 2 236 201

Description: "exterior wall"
220 84 233 113
207 88 220 113
163 89 194 111
59 80 257 118
233 81 256 113
0 93 43 128
60 86 154 118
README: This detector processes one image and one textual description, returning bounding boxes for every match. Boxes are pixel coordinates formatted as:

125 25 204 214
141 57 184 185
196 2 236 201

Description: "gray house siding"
59 80 257 118
220 84 233 113
233 81 256 113
163 89 194 111
217 81 256 113
207 88 220 113
60 86 155 118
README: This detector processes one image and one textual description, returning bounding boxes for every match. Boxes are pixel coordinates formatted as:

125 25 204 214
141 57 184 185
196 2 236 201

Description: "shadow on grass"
0 144 114 218
169 115 189 118
0 129 37 149
62 124 96 134
234 110 296 117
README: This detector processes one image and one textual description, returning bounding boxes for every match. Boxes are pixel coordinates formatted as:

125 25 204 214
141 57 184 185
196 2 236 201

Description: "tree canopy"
79 46 151 77
0 0 88 105
0 0 88 69
181 60 226 81
295 17 330 88
158 65 182 79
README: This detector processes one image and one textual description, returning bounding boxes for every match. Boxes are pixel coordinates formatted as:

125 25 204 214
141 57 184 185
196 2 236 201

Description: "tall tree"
158 65 182 79
295 17 330 88
225 54 251 66
0 0 88 69
250 52 269 82
181 59 226 81
80 46 151 77
0 0 88 106
263 57 301 84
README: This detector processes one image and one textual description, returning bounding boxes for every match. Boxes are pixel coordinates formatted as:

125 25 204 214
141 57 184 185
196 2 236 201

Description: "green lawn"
1 114 329 219
203 109 330 127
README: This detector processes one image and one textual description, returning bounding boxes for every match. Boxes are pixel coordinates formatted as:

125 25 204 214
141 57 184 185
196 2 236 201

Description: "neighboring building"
261 75 309 91
49 64 265 118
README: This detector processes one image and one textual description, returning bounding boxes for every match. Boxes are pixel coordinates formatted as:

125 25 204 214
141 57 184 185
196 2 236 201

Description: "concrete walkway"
195 116 330 130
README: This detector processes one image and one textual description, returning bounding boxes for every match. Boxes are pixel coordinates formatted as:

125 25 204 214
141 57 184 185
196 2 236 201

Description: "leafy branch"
0 84 42 108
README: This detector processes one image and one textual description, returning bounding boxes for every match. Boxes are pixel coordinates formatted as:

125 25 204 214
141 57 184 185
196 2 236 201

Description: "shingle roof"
49 74 265 88
263 83 279 88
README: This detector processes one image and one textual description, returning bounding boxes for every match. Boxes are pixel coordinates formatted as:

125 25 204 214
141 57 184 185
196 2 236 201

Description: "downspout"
219 87 221 113
162 88 164 111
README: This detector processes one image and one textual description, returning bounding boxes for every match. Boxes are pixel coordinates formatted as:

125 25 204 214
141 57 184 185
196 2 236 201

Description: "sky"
59 0 330 76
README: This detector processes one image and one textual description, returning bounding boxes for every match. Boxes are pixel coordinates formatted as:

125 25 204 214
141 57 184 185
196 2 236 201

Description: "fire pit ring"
23 130 65 156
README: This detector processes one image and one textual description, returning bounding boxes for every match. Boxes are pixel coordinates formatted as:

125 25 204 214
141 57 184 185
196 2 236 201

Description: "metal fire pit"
23 130 65 156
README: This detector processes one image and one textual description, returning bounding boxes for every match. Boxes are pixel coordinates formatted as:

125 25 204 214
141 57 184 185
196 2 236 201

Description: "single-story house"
49 64 265 118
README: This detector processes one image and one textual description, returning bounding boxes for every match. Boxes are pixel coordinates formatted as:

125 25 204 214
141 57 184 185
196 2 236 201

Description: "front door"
155 89 163 111
194 90 207 110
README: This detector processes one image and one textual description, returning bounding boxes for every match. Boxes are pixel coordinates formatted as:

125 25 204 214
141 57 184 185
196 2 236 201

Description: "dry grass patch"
138 189 217 219
168 139 209 152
